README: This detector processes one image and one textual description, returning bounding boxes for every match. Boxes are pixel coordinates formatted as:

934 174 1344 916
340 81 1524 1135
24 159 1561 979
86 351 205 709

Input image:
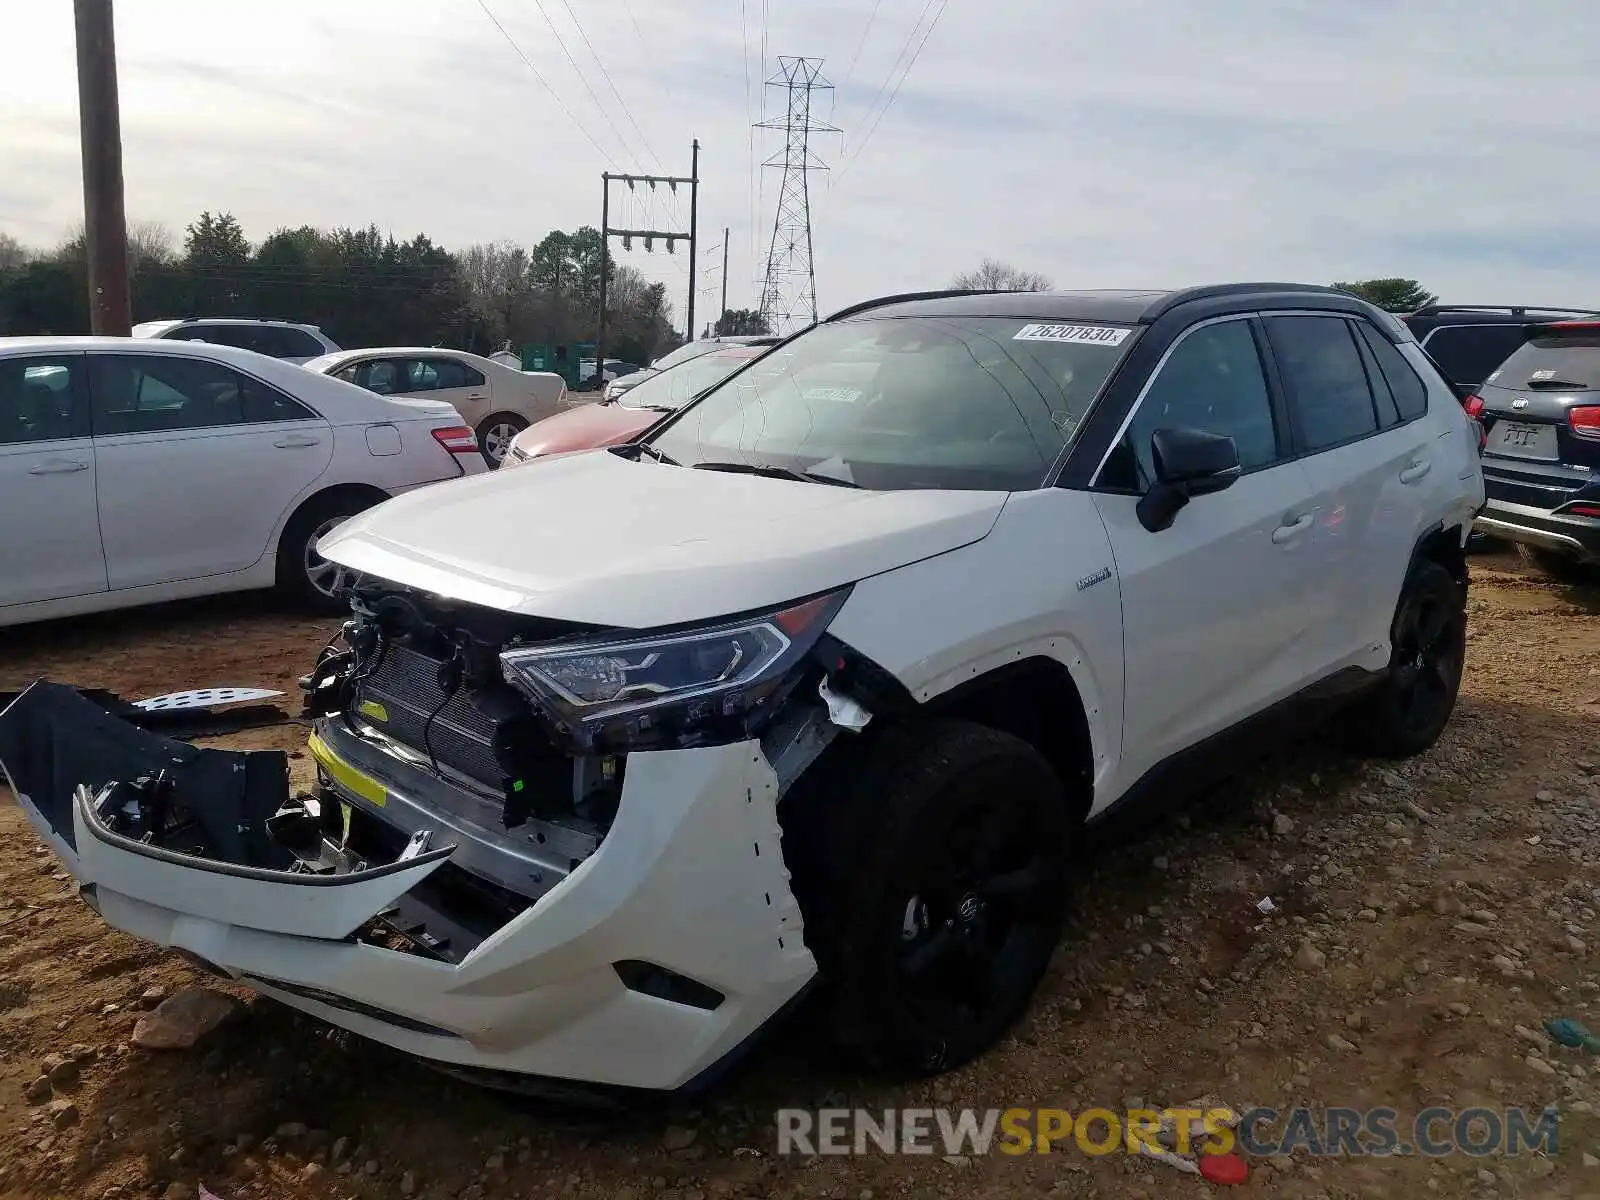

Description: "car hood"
511 402 665 456
318 449 1008 627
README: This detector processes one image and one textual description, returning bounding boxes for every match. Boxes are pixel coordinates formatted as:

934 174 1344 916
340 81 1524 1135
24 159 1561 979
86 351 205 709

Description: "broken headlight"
499 589 850 752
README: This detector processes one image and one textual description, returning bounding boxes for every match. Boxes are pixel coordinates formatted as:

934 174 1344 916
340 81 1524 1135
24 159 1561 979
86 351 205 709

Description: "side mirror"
1135 427 1243 532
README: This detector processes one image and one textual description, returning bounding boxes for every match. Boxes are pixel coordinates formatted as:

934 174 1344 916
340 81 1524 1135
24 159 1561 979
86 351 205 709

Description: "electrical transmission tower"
756 57 838 333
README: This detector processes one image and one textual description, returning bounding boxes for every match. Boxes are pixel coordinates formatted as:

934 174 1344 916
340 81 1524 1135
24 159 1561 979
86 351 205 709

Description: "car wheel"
275 495 376 614
796 720 1074 1077
1516 543 1600 585
1345 559 1467 759
477 414 529 468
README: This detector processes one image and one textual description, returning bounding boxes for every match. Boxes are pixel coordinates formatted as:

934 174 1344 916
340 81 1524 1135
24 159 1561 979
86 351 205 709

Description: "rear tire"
477 413 529 468
793 720 1075 1077
275 494 377 614
1345 559 1467 759
1516 543 1600 585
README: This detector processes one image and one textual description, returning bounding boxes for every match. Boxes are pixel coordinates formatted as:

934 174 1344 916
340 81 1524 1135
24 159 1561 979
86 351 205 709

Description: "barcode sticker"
1013 323 1131 346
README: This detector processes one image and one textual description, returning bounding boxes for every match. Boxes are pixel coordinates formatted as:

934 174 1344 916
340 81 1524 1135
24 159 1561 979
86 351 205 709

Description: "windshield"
615 347 769 411
647 316 1137 491
649 340 727 372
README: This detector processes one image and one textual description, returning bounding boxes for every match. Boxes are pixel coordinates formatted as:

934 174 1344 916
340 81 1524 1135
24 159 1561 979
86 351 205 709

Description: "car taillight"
431 425 479 454
1566 504 1600 518
1462 395 1487 451
1569 406 1600 441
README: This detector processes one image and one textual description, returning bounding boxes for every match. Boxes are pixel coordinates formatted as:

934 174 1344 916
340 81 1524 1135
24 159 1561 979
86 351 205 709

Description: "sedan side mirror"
1135 427 1243 532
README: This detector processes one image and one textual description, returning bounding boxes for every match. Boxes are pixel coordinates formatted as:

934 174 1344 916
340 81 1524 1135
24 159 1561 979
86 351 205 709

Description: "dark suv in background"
1402 306 1600 393
1472 318 1600 581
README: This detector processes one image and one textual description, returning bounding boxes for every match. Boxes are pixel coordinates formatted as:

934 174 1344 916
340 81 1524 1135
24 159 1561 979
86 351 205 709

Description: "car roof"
825 283 1399 325
138 317 323 329
310 346 494 364
0 335 280 355
1402 305 1600 327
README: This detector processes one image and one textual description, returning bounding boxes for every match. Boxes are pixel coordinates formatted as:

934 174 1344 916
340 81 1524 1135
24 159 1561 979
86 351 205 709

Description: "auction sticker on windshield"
1013 323 1132 346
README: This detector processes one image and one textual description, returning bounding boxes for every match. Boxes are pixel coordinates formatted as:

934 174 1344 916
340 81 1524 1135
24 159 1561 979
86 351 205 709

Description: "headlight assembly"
499 588 850 752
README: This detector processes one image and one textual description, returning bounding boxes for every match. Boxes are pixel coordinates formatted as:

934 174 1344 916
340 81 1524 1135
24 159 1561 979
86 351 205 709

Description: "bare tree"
950 258 1053 292
0 233 32 273
457 241 531 344
127 220 176 270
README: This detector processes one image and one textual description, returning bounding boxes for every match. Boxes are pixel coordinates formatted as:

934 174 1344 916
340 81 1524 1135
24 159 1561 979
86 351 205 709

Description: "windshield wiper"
1527 377 1590 390
692 460 862 488
632 442 680 465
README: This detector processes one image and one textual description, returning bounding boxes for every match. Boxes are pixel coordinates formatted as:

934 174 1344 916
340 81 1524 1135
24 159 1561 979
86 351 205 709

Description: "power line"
527 0 643 167
741 0 758 282
838 0 949 180
471 0 617 167
837 0 883 95
557 0 660 166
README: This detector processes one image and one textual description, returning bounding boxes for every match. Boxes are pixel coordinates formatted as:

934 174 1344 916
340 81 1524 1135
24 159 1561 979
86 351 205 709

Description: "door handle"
463 393 486 402
274 434 320 449
1400 459 1432 484
1272 513 1313 544
28 459 89 475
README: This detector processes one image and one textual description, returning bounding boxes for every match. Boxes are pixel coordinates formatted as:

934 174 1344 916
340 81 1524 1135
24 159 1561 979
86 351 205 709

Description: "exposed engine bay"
0 576 894 974
301 579 625 836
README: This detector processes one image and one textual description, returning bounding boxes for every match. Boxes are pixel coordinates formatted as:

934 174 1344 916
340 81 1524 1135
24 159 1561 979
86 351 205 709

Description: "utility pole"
721 226 729 334
687 138 699 345
757 57 838 334
595 141 699 374
74 0 131 335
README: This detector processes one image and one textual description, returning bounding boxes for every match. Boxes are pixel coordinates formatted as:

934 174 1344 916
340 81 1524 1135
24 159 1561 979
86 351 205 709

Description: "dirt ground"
0 554 1596 1200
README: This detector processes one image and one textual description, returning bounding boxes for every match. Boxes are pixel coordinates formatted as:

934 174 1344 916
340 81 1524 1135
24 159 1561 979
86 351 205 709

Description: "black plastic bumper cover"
0 681 292 866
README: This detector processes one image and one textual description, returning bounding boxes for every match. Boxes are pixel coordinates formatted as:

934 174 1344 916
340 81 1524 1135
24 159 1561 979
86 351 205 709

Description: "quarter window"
1422 324 1528 391
1356 323 1429 421
0 357 86 445
1118 318 1281 486
1265 316 1379 451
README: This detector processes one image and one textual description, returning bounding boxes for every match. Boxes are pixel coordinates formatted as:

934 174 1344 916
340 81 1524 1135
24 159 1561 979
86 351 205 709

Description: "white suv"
0 284 1486 1100
132 318 339 364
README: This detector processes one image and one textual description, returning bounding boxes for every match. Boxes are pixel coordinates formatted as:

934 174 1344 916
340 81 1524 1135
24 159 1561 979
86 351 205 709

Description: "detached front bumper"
0 683 815 1098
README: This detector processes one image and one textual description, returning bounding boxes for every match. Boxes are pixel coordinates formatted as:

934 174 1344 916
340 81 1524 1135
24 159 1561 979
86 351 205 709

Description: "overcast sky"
4 0 1598 332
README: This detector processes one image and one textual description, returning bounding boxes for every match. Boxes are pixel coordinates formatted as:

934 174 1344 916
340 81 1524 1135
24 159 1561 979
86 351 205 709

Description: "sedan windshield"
614 347 769 411
647 316 1137 491
650 339 729 372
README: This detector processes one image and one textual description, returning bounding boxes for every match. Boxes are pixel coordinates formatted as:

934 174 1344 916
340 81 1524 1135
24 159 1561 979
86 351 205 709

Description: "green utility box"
520 342 596 389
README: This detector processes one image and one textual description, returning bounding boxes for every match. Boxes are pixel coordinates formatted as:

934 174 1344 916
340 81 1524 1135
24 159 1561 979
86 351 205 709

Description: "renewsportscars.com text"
776 1106 1559 1158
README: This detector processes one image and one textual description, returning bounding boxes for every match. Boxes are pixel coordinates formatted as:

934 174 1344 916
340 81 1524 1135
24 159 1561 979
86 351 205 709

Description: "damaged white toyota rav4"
0 284 1486 1101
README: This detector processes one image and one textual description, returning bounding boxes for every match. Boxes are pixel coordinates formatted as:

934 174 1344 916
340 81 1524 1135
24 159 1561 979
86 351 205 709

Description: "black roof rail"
1144 282 1350 321
820 288 1010 323
1407 304 1600 318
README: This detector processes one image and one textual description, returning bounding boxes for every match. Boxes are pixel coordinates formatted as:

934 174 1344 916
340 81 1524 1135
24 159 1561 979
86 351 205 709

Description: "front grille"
353 643 505 787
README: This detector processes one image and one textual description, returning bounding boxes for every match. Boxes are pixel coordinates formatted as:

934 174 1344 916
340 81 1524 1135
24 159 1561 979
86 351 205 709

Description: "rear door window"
89 354 307 434
1265 316 1380 452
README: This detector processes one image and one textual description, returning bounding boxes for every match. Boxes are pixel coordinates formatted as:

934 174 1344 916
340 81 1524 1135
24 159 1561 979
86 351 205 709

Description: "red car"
503 339 780 464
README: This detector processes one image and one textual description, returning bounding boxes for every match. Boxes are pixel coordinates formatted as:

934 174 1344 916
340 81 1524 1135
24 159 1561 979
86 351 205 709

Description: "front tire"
1516 543 1600 585
275 495 376 614
797 720 1075 1077
1345 559 1467 758
477 413 529 468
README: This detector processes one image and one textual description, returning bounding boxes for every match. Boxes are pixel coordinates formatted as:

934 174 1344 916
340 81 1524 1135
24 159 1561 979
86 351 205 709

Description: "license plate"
1491 420 1557 459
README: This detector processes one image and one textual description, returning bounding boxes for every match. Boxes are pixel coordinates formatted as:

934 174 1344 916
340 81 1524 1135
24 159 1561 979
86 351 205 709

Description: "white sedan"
303 347 570 467
0 336 488 629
